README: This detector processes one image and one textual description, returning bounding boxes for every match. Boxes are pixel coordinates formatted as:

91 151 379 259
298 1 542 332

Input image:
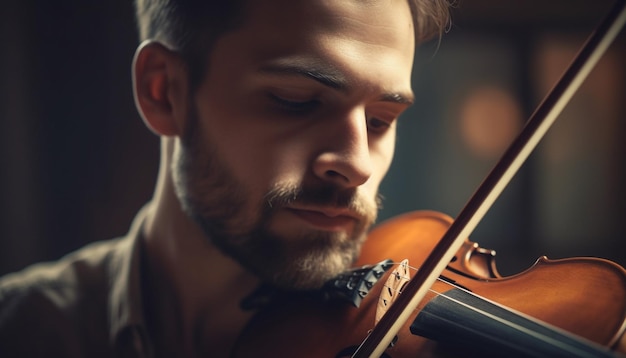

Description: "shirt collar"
107 205 153 357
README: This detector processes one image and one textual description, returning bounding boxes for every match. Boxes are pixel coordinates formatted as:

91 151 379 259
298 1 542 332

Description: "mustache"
263 183 382 219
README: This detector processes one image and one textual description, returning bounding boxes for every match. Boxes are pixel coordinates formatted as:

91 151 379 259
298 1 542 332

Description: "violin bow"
352 1 626 357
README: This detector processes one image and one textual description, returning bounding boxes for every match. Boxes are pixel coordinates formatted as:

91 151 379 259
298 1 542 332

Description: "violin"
233 2 626 357
234 210 626 357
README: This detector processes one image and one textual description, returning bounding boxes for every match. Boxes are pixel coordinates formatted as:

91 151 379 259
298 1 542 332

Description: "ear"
132 40 188 137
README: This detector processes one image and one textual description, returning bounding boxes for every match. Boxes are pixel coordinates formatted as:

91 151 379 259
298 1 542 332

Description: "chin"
268 237 363 291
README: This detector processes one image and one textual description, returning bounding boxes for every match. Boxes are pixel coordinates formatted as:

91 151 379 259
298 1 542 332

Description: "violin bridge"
376 259 410 325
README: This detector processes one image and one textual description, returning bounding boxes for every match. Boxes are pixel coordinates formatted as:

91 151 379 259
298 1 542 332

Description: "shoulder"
0 239 126 358
0 238 124 301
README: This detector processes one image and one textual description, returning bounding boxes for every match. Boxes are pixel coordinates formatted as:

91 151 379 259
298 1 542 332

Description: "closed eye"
366 116 393 134
270 93 320 113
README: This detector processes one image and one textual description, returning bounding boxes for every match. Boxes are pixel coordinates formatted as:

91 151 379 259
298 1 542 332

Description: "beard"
170 107 380 290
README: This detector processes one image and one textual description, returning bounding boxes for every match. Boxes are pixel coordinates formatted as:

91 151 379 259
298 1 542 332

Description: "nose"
312 109 373 187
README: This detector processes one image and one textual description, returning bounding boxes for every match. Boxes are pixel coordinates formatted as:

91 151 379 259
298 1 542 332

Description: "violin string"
378 261 599 355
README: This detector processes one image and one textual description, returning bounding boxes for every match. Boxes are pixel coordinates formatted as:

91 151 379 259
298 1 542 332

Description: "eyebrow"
380 92 414 106
258 62 414 106
259 62 347 90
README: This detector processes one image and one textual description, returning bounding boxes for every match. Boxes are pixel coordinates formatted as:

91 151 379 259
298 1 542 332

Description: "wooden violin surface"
233 211 626 357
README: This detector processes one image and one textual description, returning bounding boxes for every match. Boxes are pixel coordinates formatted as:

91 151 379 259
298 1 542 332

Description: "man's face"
172 0 415 290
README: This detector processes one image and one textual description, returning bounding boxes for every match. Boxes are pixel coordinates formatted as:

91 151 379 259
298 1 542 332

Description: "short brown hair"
409 0 453 42
134 0 452 88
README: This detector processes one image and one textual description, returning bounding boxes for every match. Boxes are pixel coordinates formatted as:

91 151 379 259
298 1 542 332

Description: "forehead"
208 0 415 91
242 0 414 56
241 0 414 40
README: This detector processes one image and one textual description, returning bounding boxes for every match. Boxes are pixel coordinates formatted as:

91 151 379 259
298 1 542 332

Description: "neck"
141 138 260 357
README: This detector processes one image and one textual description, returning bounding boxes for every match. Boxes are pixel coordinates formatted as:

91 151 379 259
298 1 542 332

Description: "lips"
286 207 358 232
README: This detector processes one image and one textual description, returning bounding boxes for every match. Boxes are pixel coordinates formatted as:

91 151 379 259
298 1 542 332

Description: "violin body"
234 211 626 357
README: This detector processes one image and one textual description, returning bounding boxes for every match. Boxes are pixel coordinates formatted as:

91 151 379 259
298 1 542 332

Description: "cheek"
251 139 312 189
212 125 311 197
370 131 396 185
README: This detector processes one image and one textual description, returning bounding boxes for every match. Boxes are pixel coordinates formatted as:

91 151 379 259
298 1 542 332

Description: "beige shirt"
0 208 153 358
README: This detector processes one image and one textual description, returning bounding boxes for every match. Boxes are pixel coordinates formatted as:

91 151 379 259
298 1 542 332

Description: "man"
0 0 451 356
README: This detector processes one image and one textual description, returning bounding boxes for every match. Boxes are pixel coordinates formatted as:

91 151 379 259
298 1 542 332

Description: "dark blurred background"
1 0 625 277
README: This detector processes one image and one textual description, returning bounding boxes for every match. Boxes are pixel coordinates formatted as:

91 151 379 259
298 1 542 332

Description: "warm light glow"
458 86 523 159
